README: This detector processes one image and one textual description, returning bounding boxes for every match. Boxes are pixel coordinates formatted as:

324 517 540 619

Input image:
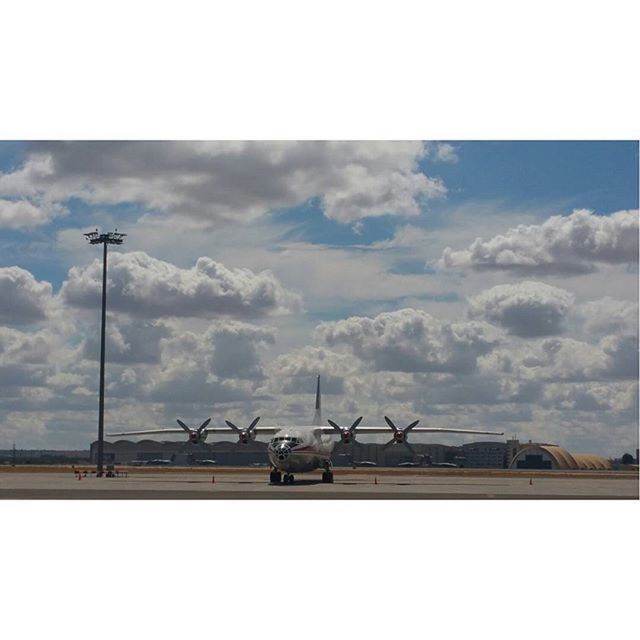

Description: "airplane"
106 375 504 485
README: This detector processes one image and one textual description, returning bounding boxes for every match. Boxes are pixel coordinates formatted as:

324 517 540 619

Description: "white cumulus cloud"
266 345 361 395
434 143 459 164
440 209 639 274
578 298 638 338
0 199 66 229
60 251 302 319
0 141 446 226
467 281 575 337
0 266 53 325
207 321 276 380
316 308 502 374
81 318 174 365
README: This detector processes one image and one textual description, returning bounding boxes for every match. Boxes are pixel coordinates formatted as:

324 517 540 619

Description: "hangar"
510 444 611 470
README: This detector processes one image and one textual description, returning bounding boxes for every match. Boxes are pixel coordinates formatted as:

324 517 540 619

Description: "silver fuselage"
267 427 334 473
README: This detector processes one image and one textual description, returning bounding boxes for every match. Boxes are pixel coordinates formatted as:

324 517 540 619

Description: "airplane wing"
202 427 280 435
317 426 504 436
106 426 281 438
106 429 187 437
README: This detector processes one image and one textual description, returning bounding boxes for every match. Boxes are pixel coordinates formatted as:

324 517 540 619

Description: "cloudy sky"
0 141 637 455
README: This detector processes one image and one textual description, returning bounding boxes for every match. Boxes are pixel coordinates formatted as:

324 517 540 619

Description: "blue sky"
425 141 638 213
0 141 637 454
274 141 639 248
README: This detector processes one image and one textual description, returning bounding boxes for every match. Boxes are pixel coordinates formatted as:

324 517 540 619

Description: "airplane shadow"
160 478 328 486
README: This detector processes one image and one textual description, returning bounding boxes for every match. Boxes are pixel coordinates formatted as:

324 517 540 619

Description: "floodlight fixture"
83 229 127 245
84 228 126 476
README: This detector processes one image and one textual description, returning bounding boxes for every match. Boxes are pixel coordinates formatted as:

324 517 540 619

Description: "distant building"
91 439 268 465
91 437 611 470
0 449 89 464
509 445 611 470
95 439 466 467
461 441 507 468
504 439 521 468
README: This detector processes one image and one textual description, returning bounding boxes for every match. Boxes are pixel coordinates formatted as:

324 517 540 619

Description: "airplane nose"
275 444 291 462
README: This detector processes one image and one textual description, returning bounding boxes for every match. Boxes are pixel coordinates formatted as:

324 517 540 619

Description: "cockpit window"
270 436 301 445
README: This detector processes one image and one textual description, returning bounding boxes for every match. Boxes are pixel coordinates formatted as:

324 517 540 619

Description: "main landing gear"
322 462 334 484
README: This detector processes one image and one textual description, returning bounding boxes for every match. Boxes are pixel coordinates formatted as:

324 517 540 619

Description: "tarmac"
0 467 638 499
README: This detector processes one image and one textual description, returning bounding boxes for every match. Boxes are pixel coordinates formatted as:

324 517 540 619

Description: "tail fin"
312 375 322 426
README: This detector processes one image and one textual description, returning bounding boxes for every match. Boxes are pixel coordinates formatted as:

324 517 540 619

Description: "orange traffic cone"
211 474 215 484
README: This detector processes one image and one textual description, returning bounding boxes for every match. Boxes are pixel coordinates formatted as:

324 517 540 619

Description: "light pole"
84 229 126 476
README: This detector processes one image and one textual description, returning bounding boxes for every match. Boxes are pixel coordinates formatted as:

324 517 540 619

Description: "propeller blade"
197 418 212 433
384 416 398 432
404 441 417 458
383 438 396 450
404 420 420 433
225 420 240 432
350 416 363 432
176 419 191 433
328 419 343 432
248 416 260 431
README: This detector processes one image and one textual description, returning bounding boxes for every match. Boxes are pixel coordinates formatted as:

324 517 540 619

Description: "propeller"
328 416 363 444
329 417 364 468
382 416 420 459
225 416 260 444
176 418 212 444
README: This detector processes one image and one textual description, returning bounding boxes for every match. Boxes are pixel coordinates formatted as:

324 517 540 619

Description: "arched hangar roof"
510 445 611 470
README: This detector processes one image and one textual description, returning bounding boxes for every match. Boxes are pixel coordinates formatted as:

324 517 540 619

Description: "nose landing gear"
270 469 295 484
322 470 334 483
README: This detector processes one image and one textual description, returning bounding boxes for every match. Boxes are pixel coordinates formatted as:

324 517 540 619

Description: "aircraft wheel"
322 471 334 483
283 473 294 484
270 470 282 484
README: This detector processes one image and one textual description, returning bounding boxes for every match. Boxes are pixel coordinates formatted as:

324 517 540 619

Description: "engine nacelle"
238 431 253 444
